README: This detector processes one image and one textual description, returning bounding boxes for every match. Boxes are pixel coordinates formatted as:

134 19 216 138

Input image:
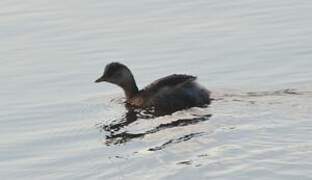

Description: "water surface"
1 0 312 179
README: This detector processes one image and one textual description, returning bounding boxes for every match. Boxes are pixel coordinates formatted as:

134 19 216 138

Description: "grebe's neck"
120 73 139 99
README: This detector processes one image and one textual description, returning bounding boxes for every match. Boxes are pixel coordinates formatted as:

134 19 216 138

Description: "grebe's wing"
141 74 196 93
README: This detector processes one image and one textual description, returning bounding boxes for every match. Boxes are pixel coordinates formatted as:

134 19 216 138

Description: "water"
1 0 312 179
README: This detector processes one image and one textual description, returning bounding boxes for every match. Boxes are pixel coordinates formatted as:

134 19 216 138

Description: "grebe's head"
95 62 133 86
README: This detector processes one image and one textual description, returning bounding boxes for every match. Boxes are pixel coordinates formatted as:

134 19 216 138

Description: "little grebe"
95 62 211 115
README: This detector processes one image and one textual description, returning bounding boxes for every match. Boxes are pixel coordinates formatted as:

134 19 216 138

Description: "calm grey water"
1 0 312 179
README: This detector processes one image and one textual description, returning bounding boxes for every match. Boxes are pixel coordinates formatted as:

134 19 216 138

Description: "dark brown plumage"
95 62 211 115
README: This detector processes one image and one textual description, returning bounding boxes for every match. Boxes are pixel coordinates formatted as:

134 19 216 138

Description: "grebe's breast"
127 96 145 107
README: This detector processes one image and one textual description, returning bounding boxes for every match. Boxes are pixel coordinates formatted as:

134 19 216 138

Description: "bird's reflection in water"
98 106 212 147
